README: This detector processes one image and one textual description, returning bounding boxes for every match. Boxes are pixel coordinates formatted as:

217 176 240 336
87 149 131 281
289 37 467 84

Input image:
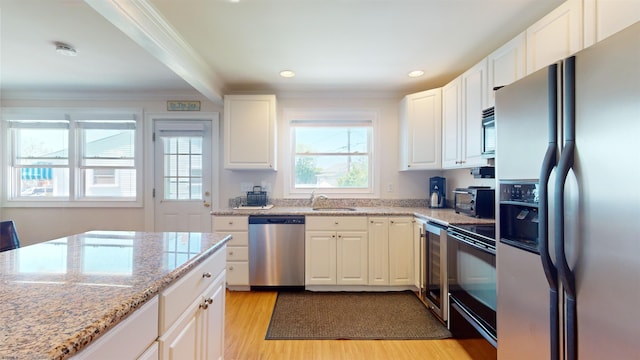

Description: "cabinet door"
487 32 526 107
526 0 583 74
223 94 276 170
368 218 389 285
583 0 640 47
305 231 337 285
461 59 489 167
202 274 225 360
442 77 462 168
413 219 425 291
399 88 442 170
159 301 200 360
388 218 414 286
336 231 368 285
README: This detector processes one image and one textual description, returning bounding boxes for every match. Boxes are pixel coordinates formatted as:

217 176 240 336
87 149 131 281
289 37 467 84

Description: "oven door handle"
449 233 496 256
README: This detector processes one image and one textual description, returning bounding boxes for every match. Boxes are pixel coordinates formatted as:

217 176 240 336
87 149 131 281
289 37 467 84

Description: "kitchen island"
0 230 230 359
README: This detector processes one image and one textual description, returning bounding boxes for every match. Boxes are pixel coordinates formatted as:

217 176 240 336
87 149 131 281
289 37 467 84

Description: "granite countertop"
211 206 495 226
0 230 231 360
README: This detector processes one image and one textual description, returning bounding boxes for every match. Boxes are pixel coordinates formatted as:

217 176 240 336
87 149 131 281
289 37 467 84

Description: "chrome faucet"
310 190 328 208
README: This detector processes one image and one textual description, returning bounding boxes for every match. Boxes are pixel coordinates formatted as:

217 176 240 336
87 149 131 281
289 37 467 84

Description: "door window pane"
162 136 203 200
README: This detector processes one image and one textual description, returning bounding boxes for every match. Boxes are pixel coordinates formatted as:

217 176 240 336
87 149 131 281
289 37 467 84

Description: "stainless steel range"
447 223 497 347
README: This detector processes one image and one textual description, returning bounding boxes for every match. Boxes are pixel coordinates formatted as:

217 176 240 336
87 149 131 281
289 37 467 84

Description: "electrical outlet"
387 183 393 192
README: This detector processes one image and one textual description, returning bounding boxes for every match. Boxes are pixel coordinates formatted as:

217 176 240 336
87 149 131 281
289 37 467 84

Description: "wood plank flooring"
224 290 497 360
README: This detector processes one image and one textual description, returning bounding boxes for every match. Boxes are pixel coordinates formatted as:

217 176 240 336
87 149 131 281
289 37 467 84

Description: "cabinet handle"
199 298 213 310
202 272 212 278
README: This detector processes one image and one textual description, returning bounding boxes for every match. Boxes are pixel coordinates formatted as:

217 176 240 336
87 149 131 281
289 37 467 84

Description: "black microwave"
454 187 495 218
481 107 495 158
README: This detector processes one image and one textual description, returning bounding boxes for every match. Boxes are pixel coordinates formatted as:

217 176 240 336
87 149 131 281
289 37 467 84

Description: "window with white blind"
3 108 142 206
286 109 377 197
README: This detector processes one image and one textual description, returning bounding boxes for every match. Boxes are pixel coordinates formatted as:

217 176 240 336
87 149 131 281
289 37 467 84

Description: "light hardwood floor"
224 290 497 360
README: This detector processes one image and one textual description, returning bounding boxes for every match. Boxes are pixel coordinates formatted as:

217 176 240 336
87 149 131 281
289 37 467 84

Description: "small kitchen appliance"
454 186 495 218
429 176 446 208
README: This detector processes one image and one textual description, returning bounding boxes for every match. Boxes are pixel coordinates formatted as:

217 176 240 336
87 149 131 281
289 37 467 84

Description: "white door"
154 119 214 232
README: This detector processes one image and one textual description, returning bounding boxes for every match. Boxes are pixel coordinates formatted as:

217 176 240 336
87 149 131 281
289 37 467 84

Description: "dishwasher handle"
249 215 305 225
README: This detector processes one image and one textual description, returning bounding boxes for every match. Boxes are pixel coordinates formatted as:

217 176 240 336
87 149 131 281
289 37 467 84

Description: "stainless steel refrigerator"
495 21 640 360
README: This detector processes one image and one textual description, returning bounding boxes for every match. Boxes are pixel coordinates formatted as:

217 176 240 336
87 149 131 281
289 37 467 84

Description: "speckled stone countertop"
0 230 230 360
211 206 495 226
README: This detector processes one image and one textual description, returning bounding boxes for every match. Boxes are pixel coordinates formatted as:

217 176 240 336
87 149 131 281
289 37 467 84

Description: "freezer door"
494 66 554 181
495 63 559 359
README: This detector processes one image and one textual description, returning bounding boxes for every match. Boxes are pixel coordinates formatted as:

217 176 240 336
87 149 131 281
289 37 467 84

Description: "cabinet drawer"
225 231 248 246
306 216 368 231
226 246 248 261
226 261 249 286
159 247 226 334
213 216 249 231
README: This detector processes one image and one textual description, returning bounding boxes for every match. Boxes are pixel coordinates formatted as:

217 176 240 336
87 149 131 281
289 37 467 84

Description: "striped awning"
21 168 53 180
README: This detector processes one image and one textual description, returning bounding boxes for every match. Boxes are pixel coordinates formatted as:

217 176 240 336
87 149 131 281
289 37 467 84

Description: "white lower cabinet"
368 217 414 286
388 217 415 285
305 216 368 286
213 215 249 289
158 247 226 360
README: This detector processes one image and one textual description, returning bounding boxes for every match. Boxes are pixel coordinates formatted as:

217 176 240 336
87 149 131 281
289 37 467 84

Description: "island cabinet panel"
71 296 159 360
158 246 227 360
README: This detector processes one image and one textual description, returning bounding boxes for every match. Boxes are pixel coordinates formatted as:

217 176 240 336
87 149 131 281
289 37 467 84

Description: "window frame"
284 109 380 198
2 107 143 207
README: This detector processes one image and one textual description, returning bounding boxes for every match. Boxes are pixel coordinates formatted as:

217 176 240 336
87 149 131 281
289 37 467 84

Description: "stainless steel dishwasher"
248 215 305 290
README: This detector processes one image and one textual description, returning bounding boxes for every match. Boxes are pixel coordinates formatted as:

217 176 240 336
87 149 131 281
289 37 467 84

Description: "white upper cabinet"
399 88 442 170
486 32 526 108
583 0 640 48
443 59 489 169
224 94 277 170
441 77 461 168
526 0 583 74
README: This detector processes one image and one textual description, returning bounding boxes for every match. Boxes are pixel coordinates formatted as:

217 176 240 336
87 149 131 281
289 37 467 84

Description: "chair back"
0 220 20 252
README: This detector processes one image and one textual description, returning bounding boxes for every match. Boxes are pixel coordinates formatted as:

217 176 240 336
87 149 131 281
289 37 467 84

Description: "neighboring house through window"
2 108 142 206
285 109 377 197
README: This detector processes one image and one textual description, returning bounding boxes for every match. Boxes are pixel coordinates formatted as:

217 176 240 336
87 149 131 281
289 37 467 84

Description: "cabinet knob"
228 250 234 255
202 272 212 278
228 221 233 225
334 221 339 225
199 298 213 310
228 266 234 271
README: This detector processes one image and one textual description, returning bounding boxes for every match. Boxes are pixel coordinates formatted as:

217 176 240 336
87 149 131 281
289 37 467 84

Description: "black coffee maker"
429 176 446 208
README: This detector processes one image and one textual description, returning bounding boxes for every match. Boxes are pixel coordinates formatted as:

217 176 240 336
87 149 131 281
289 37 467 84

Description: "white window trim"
283 108 381 199
1 107 144 208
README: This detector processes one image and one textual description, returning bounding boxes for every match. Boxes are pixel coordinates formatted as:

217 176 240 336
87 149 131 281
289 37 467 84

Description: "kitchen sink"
312 207 356 211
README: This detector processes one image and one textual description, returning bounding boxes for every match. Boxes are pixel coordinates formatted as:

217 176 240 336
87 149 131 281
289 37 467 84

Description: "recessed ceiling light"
408 70 424 78
280 70 296 78
55 42 77 56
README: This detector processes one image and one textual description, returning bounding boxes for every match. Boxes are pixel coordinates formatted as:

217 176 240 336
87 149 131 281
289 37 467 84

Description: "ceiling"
0 0 565 102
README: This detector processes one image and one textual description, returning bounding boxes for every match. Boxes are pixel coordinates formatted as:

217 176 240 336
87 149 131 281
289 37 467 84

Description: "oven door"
447 229 497 346
453 190 475 216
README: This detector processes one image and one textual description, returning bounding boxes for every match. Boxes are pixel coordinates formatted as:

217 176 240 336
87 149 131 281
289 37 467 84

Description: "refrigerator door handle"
555 55 577 360
539 62 560 360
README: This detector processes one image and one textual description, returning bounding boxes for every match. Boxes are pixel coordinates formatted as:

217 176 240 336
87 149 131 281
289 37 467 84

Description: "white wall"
1 95 223 245
2 94 494 245
217 95 442 204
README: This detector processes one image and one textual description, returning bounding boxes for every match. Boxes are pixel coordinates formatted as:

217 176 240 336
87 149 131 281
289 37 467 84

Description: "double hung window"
287 110 376 196
4 109 142 205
